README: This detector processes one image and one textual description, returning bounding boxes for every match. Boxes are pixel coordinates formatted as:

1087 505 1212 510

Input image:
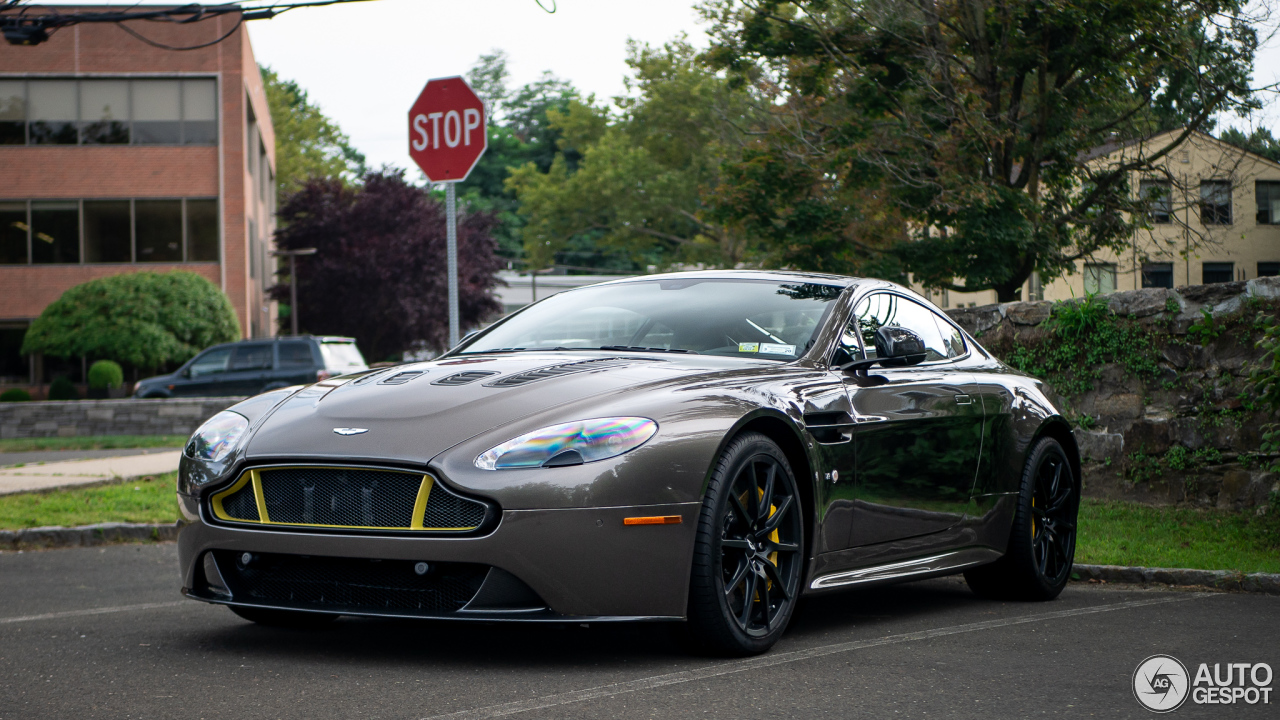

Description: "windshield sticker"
738 342 760 353
760 343 797 355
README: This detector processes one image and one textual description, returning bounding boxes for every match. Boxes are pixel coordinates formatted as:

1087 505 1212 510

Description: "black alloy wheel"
686 432 804 655
965 436 1078 601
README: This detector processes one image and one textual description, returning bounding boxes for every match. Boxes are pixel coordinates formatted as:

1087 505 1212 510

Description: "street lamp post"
272 248 317 336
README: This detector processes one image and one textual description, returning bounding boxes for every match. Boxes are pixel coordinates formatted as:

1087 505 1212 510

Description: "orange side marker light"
623 515 682 526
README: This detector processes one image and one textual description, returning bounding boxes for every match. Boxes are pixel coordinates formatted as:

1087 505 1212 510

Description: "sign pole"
446 182 459 348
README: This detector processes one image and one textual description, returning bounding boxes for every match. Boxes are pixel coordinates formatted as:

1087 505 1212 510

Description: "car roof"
592 269 865 288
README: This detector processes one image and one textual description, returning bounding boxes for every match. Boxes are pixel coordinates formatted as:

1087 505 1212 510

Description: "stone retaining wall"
943 276 1280 510
0 397 245 439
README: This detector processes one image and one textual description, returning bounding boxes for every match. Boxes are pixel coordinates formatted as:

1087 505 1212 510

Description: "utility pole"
272 248 317 336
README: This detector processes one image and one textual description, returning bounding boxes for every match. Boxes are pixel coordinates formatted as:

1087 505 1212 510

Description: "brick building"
0 8 276 386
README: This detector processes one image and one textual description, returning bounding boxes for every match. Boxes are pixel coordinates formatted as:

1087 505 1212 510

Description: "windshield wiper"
598 345 699 354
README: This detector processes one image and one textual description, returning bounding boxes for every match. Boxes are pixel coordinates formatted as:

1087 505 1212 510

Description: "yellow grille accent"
208 466 482 532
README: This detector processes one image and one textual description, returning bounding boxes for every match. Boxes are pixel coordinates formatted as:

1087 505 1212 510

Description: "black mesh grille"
432 371 498 386
214 551 487 614
259 467 420 528
485 358 632 387
219 482 259 521
423 485 488 528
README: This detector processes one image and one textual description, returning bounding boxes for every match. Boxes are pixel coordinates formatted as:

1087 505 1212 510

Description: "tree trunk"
995 284 1023 304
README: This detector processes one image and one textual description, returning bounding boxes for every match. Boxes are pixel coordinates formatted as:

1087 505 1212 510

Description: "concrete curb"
1073 563 1280 595
0 522 181 550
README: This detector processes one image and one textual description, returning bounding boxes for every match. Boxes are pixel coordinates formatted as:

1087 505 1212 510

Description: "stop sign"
408 76 487 182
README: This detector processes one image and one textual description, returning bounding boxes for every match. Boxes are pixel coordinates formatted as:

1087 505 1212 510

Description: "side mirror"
838 325 927 374
873 326 927 367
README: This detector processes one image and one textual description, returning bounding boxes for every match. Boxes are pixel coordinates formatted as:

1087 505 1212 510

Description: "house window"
1084 263 1117 295
1258 262 1280 278
1258 182 1280 225
1142 263 1174 289
135 200 184 262
187 199 219 261
1200 181 1232 225
83 201 132 262
1202 262 1234 284
1140 180 1172 224
1028 271 1044 301
0 78 216 146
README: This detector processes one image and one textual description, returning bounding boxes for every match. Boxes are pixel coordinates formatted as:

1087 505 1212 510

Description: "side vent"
484 357 637 388
432 371 499 386
380 370 426 385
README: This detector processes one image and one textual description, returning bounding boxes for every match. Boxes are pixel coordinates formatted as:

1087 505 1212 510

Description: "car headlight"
185 411 250 465
475 417 658 470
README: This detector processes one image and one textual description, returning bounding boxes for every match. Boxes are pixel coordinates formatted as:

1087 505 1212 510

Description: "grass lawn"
1076 498 1280 574
0 435 185 454
1 485 1276 575
0 472 180 530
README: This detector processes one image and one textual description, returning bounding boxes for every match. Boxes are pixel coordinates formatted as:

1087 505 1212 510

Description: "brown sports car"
177 271 1080 655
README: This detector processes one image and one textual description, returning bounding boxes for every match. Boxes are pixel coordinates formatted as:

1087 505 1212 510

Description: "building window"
1028 271 1044 301
0 202 27 264
1200 181 1232 225
83 201 132 262
1142 262 1174 288
1258 262 1279 278
1258 182 1280 225
0 78 217 146
79 81 129 145
1084 263 1117 295
0 198 218 264
1202 262 1234 284
30 201 80 263
28 80 77 145
0 80 25 144
1139 180 1172 224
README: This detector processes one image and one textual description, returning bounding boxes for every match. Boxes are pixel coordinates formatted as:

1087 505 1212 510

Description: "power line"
0 0 381 46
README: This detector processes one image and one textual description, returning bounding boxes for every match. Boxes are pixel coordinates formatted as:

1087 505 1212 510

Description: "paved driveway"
0 544 1274 719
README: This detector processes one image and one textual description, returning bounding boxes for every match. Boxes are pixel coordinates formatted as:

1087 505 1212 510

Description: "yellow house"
921 129 1280 308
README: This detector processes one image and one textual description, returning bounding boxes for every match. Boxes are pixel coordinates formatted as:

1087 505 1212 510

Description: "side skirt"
808 546 1002 591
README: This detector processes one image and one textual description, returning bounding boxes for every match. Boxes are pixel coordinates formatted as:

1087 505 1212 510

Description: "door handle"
954 394 973 405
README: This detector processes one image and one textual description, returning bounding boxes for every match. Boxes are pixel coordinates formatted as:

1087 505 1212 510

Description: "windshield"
320 341 368 371
461 278 843 361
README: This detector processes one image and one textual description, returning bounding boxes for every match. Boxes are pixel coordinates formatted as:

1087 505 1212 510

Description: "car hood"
243 352 767 465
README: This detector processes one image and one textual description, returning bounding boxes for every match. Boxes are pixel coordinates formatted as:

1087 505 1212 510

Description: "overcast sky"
30 1 1280 169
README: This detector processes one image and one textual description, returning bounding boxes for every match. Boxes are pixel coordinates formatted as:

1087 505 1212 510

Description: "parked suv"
133 336 368 398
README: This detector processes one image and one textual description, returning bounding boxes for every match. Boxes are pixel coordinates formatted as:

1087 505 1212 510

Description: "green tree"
1220 126 1280 163
21 272 241 369
704 0 1261 300
261 66 367 199
507 38 758 272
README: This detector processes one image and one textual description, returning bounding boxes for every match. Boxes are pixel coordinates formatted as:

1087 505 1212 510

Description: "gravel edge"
3 527 1278 596
1073 563 1280 595
0 522 181 550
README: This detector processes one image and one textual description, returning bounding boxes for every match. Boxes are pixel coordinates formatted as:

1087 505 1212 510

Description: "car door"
224 343 275 396
171 347 233 397
274 340 319 387
843 292 985 547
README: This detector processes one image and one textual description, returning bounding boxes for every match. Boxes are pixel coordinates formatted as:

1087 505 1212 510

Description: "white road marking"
420 593 1216 720
0 601 188 625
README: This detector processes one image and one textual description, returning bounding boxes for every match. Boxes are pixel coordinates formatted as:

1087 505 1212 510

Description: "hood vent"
484 357 638 388
380 370 426 385
432 371 499 386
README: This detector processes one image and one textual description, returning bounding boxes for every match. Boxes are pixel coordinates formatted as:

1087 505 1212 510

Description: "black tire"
228 605 339 628
685 432 805 655
965 436 1079 601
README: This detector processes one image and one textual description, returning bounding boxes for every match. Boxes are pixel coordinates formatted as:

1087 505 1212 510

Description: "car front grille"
209 466 490 533
212 551 488 614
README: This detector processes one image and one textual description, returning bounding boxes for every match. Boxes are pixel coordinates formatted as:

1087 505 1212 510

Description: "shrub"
0 389 31 402
47 376 79 401
87 360 124 389
20 271 241 370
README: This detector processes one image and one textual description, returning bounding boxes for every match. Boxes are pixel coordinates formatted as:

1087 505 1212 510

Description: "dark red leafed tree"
269 170 504 361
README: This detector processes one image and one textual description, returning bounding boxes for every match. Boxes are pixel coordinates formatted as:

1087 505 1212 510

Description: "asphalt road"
0 544 1275 719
